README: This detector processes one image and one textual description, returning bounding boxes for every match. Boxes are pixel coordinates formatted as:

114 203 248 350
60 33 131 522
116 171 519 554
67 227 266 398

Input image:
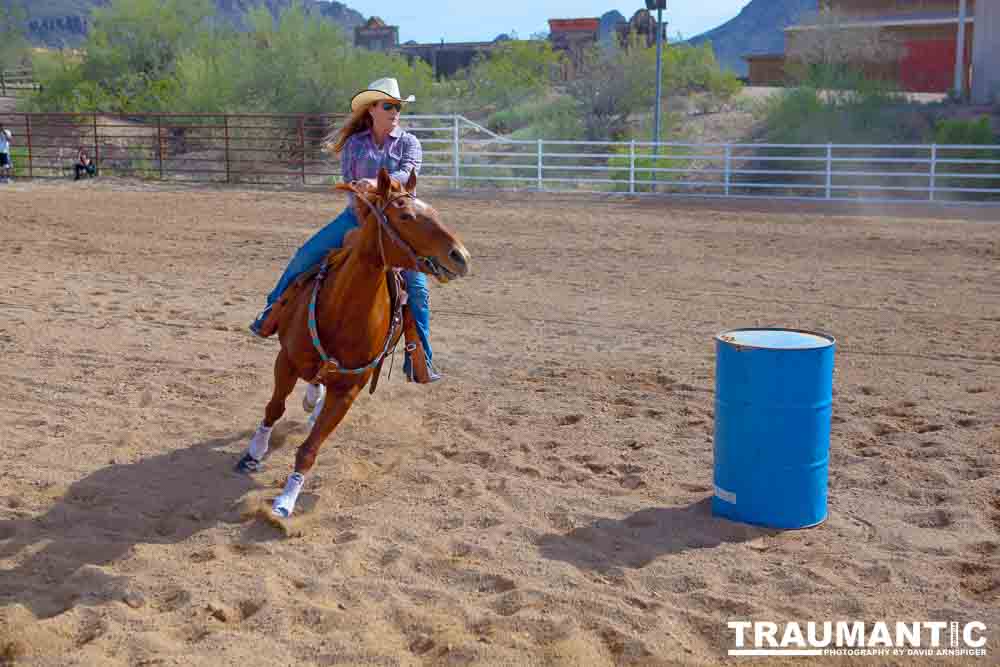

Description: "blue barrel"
712 328 835 529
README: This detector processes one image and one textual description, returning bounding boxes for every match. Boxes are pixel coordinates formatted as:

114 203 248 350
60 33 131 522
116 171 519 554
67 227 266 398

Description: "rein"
305 188 420 383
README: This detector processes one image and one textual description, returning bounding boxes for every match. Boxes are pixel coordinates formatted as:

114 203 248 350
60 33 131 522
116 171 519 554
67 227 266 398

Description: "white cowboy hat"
350 77 416 112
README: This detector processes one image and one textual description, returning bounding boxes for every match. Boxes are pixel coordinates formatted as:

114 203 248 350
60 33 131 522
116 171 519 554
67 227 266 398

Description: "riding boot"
250 287 296 338
402 305 439 383
257 301 283 337
249 303 280 338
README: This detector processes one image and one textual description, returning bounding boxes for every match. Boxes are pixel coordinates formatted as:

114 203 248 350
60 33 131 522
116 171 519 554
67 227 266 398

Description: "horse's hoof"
235 452 263 474
272 472 304 517
272 497 295 518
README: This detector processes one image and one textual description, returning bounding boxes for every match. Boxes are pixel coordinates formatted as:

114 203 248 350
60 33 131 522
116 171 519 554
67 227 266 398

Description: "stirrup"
405 343 441 384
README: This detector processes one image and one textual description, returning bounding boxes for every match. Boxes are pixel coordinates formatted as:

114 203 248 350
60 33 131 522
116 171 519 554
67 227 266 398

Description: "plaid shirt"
340 126 422 185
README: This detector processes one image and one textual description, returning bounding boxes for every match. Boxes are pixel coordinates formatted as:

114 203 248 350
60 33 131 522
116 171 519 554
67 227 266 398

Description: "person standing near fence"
249 77 442 391
0 124 12 183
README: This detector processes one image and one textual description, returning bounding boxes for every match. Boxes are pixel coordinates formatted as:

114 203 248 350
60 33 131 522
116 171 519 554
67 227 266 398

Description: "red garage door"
900 39 955 93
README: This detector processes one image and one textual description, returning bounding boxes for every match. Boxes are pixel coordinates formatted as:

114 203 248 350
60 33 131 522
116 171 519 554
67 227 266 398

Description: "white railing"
401 115 1000 205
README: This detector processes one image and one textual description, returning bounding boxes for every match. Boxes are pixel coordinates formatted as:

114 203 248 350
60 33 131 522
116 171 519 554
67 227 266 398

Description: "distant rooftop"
548 18 601 32
787 11 975 31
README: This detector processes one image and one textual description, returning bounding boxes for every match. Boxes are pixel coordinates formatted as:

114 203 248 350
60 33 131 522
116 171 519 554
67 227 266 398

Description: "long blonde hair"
326 104 374 155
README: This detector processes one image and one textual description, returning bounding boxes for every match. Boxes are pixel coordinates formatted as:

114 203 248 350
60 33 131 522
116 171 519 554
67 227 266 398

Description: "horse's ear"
405 169 417 194
377 168 392 199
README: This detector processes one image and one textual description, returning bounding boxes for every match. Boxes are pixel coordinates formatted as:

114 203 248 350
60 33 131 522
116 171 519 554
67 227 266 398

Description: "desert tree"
0 2 30 70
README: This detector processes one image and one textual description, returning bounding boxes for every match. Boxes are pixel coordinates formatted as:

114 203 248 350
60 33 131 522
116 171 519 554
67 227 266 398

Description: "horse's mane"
345 179 405 224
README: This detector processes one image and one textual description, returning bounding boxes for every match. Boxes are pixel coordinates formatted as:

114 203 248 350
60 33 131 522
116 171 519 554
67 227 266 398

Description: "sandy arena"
0 181 998 666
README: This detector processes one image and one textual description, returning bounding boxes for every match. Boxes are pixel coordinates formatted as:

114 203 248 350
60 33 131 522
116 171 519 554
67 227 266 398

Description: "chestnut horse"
236 168 470 517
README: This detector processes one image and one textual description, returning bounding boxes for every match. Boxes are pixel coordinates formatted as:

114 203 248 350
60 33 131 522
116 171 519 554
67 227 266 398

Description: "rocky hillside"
687 0 817 77
3 0 365 48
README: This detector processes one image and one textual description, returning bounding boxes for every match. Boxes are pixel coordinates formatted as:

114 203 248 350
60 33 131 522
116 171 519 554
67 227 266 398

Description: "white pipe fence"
403 115 1000 205
2 111 997 203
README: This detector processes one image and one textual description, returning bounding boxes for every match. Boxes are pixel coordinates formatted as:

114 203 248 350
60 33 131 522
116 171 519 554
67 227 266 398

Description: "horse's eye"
399 213 415 221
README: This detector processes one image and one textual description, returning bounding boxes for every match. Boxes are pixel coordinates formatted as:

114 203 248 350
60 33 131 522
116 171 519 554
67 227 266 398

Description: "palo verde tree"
173 3 434 114
82 0 214 109
461 39 564 111
28 0 215 111
28 0 433 114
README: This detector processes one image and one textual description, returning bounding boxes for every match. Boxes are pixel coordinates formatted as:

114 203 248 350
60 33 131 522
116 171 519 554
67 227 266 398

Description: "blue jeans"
262 206 432 368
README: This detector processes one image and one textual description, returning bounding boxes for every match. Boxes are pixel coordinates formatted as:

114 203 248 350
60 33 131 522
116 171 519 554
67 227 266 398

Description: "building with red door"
746 1 985 95
548 12 662 79
548 18 603 78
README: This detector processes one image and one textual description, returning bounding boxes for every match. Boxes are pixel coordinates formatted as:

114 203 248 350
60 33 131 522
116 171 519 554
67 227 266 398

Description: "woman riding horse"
250 77 441 400
237 166 469 518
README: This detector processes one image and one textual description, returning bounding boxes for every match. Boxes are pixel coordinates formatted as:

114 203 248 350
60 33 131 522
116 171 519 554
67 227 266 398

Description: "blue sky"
341 1 753 44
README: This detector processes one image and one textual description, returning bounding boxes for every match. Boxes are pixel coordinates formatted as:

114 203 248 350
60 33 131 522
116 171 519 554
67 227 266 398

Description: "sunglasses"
380 102 402 112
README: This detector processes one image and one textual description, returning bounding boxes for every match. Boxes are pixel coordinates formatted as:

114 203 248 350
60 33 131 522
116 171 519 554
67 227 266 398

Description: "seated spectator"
74 148 96 180
0 124 12 183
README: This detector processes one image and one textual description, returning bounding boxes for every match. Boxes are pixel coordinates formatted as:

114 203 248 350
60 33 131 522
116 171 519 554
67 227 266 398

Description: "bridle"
305 186 437 382
356 188 456 281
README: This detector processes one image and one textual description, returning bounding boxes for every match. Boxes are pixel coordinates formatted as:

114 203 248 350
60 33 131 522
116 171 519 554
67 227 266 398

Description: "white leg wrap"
248 423 272 461
272 472 305 517
303 383 325 414
307 393 325 430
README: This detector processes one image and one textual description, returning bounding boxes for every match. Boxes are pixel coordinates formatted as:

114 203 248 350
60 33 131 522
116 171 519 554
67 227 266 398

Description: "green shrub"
932 116 999 200
492 96 584 140
8 147 30 178
934 116 994 145
749 75 936 197
757 81 921 145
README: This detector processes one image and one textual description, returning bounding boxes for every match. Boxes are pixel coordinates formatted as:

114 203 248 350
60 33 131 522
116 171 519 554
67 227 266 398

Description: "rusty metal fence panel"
0 112 341 185
0 112 461 187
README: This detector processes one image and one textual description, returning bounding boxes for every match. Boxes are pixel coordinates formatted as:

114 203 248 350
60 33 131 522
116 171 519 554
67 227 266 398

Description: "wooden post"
1 71 6 97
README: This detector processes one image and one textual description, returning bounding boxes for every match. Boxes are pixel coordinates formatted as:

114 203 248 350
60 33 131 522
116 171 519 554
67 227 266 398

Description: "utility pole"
971 0 1000 104
954 0 968 99
647 0 667 154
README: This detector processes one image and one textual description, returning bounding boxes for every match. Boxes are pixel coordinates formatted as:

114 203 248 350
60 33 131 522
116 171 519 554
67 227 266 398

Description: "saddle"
255 248 434 387
254 250 345 339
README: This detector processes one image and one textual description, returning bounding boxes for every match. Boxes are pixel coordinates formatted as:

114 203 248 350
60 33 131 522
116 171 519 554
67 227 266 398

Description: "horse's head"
337 168 470 283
